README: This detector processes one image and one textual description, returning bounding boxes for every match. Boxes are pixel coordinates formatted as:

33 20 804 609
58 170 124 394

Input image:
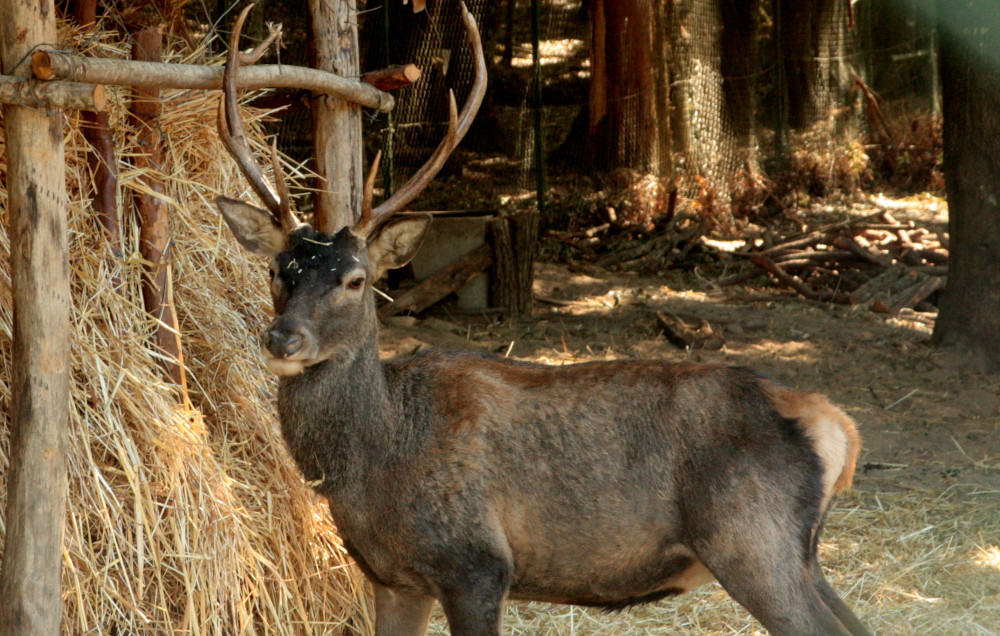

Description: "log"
0 0 71 633
70 0 121 280
0 75 106 110
490 216 517 316
490 212 539 317
890 275 945 313
129 26 186 391
309 0 364 232
378 243 493 319
833 235 894 268
749 255 853 304
513 211 540 315
361 63 422 91
31 50 394 113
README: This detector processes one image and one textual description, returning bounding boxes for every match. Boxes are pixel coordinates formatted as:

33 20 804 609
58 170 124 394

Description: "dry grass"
1 22 370 635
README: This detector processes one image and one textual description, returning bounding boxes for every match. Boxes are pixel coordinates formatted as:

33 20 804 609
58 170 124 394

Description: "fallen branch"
749 255 853 304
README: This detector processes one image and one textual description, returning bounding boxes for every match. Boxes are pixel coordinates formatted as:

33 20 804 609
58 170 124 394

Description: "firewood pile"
546 207 948 319
717 209 947 315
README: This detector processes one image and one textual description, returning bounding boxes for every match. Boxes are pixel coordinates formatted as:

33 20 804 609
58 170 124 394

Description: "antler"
355 1 487 237
218 4 299 233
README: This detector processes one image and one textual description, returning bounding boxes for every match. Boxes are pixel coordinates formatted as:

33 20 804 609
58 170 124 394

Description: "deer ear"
367 214 431 277
216 196 289 257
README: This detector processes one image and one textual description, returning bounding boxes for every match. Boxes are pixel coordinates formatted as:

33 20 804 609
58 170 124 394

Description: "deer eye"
347 276 365 290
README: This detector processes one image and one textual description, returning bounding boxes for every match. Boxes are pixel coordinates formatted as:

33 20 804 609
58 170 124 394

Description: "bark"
31 51 394 112
0 75 106 110
128 26 186 387
931 1 1000 372
586 0 657 172
309 0 363 233
778 0 853 129
361 64 422 91
490 212 539 317
0 0 71 633
69 0 121 269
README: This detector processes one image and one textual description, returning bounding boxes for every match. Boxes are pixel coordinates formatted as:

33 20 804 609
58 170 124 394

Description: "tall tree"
587 0 657 172
932 1 1000 371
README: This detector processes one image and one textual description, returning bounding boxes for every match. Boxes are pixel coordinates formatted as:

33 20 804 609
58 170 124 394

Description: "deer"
213 4 871 635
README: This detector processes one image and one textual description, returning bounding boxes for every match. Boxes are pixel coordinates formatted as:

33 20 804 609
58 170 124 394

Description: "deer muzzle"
262 318 314 376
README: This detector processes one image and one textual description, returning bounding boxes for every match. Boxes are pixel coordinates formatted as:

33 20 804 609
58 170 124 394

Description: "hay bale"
0 22 370 635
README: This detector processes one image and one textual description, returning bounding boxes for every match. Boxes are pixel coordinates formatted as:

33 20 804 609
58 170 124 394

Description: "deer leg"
435 555 510 636
686 485 854 635
439 589 506 636
810 561 873 636
700 544 852 635
374 584 435 636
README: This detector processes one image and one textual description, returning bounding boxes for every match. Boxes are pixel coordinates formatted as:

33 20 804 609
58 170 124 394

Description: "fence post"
0 0 72 633
309 0 363 232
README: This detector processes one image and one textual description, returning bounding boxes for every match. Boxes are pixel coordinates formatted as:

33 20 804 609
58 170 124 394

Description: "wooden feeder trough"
380 210 539 319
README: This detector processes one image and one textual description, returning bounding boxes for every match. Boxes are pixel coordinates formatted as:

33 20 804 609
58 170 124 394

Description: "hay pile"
1 23 370 635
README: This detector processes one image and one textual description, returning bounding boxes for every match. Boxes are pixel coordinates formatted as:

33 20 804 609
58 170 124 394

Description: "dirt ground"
375 201 1000 634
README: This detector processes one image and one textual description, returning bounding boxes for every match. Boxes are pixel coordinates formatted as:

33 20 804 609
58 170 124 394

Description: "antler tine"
358 150 382 229
240 21 282 66
270 138 300 232
360 1 487 234
219 4 284 220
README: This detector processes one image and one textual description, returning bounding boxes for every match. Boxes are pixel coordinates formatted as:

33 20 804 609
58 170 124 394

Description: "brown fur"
214 200 872 636
763 380 862 501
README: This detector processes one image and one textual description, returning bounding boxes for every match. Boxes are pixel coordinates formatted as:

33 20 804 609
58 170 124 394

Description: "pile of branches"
717 209 947 314
546 206 948 317
545 190 714 274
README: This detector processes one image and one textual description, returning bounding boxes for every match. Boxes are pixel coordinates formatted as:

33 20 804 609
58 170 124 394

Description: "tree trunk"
0 0 71 633
779 0 853 129
931 1 1000 372
309 0 363 233
586 0 657 172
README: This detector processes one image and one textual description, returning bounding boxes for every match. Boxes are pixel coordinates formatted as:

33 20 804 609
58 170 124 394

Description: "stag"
214 5 871 635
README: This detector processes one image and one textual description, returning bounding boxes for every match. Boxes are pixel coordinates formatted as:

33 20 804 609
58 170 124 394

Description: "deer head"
216 3 485 376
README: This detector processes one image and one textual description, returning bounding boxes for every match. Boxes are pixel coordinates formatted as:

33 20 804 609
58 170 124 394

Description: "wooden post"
71 0 122 266
309 0 363 233
128 25 186 389
0 0 71 633
490 212 540 317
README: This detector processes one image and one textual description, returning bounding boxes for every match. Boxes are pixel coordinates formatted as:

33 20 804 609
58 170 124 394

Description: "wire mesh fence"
204 0 941 220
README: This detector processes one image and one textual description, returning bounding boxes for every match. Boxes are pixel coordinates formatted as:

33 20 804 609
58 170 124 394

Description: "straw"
1 21 369 635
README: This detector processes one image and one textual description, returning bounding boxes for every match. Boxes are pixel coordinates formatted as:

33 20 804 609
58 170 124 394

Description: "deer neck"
275 322 396 491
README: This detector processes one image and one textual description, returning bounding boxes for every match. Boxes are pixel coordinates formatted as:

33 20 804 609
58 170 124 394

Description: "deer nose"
265 323 305 358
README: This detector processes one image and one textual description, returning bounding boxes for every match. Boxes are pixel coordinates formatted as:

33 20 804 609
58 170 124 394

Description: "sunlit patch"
973 546 1000 571
743 340 821 364
508 38 586 67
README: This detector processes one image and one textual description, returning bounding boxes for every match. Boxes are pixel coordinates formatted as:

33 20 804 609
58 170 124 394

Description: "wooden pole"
309 0 363 233
128 25 187 390
31 51 395 113
0 0 71 633
70 0 122 272
360 64 421 91
0 75 106 110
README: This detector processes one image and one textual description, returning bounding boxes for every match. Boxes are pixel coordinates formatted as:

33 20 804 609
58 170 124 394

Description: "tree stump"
489 211 539 318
